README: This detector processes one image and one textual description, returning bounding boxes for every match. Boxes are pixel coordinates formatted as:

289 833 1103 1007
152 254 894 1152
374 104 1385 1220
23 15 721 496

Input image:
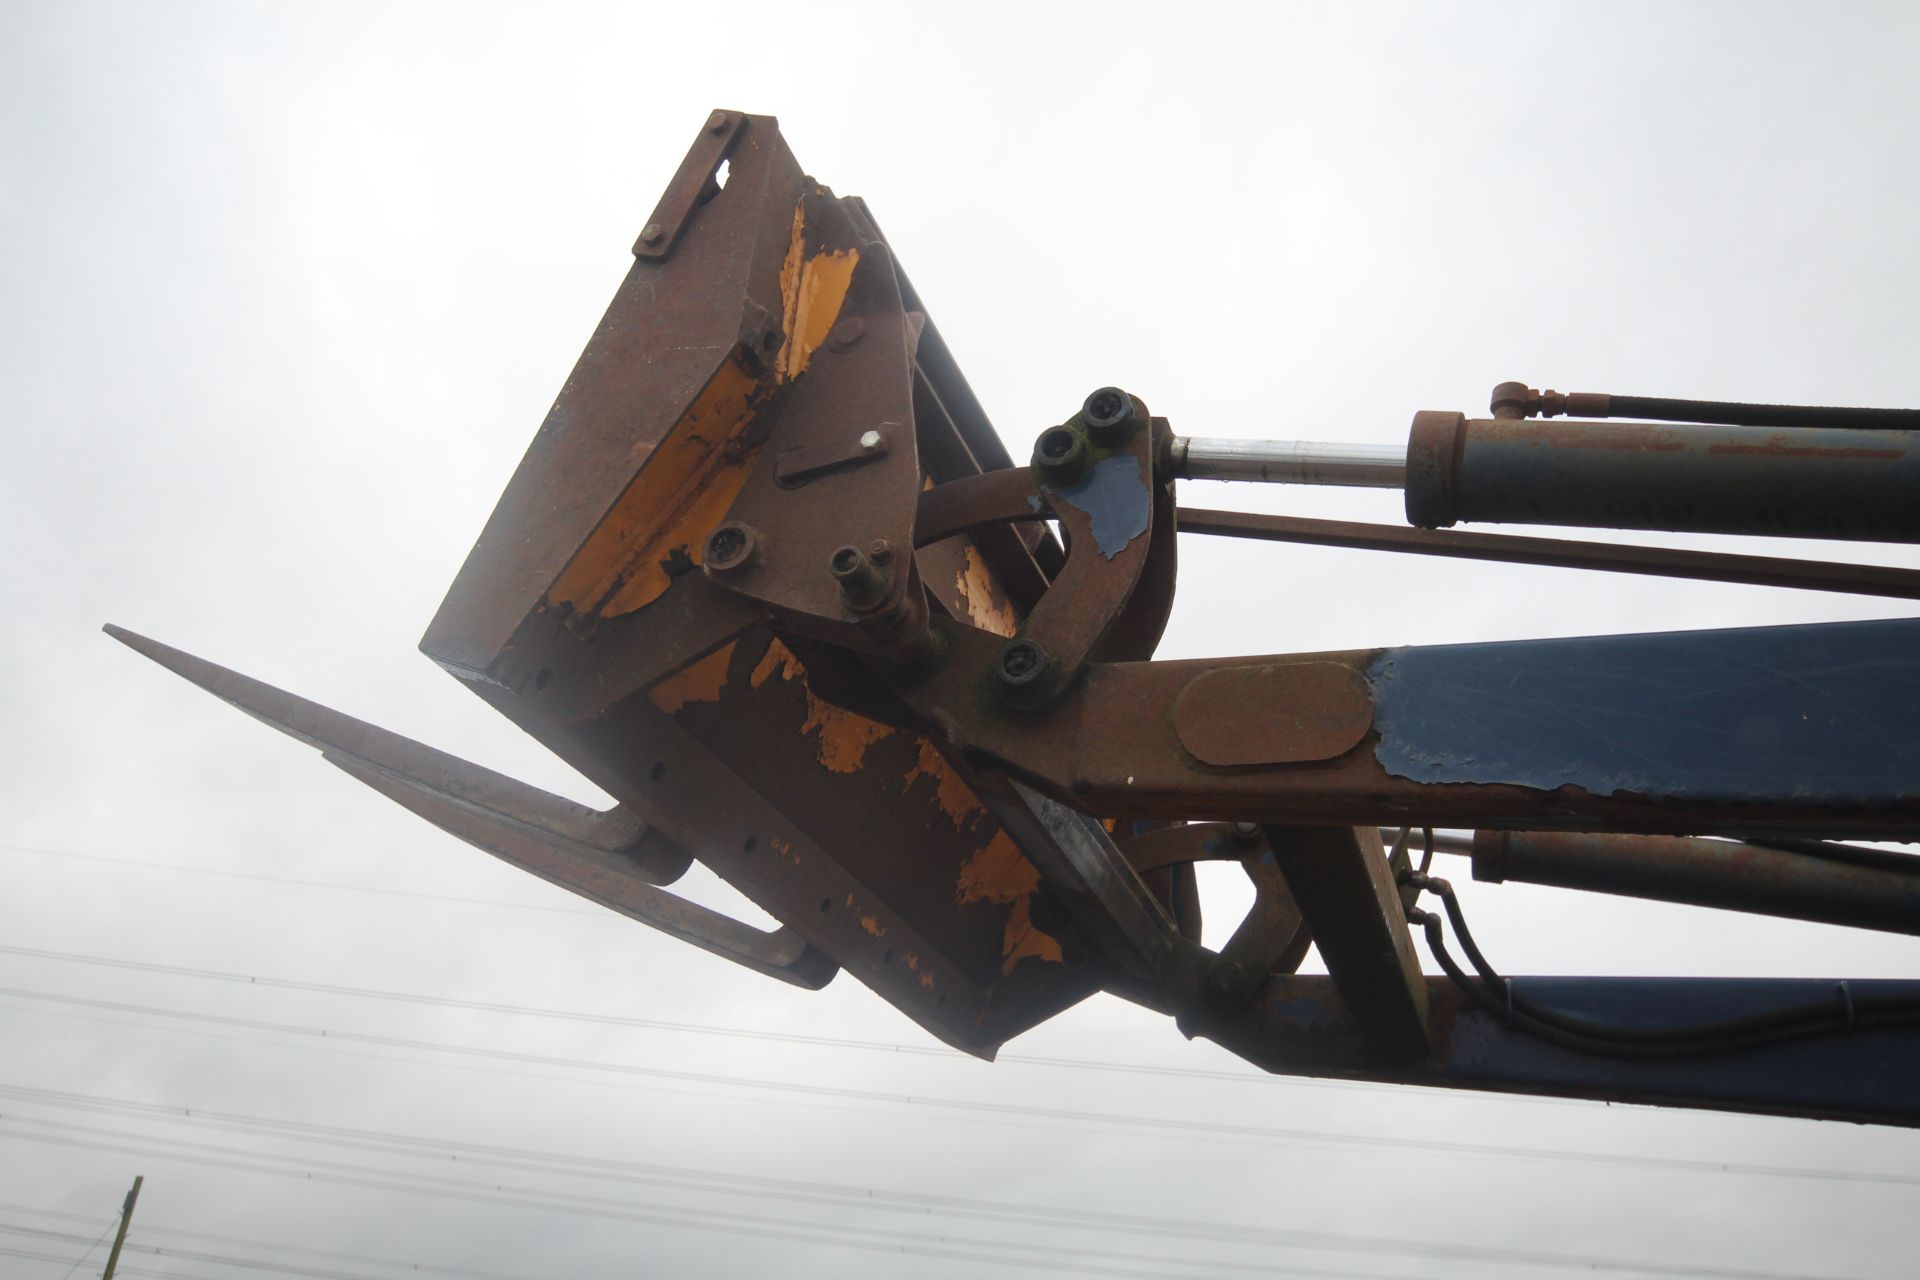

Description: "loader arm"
112 109 1920 1123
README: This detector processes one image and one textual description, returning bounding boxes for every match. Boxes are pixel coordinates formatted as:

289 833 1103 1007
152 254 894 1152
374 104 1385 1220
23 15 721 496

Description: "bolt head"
1032 424 1089 487
868 539 893 565
829 545 868 581
705 522 755 571
996 638 1049 687
708 111 729 133
1208 960 1249 996
1082 385 1140 445
640 222 665 246
859 429 883 452
1231 821 1261 841
830 544 889 611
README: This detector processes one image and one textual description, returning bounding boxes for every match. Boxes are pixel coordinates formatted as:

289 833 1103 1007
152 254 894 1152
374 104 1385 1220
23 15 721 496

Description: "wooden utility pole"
99 1175 143 1280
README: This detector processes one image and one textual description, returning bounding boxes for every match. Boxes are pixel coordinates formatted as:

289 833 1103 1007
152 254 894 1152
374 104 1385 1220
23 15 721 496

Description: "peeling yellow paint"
776 200 859 380
547 361 762 620
543 199 860 625
749 638 896 774
775 202 804 376
645 642 736 714
859 914 885 938
749 638 804 689
791 258 859 376
952 545 1019 638
957 830 1032 903
957 830 1065 975
901 741 984 832
918 971 936 991
806 702 894 774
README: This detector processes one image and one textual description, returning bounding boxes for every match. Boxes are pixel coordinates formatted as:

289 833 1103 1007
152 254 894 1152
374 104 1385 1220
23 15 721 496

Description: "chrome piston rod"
1172 436 1407 488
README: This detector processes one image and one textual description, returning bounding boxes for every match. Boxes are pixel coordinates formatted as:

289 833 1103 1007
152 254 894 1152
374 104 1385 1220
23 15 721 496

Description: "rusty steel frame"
110 109 1920 1126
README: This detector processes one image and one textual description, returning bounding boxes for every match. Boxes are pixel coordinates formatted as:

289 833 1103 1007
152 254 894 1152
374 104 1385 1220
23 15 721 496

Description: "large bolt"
994 637 1053 706
1082 385 1141 446
705 522 756 572
1031 424 1089 488
708 111 730 134
1231 821 1261 841
1207 958 1250 997
830 544 887 610
639 222 666 247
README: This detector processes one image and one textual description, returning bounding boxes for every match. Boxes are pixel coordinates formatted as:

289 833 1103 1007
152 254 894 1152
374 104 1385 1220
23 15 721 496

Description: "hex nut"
830 544 887 610
994 637 1055 708
1082 385 1141 445
1207 959 1250 996
1032 424 1089 487
705 522 756 572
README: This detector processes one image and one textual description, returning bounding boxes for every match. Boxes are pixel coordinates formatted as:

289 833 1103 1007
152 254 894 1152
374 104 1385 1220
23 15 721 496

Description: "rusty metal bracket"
1119 822 1312 1001
974 775 1176 981
705 244 933 663
633 109 747 261
1266 825 1429 1059
775 422 892 486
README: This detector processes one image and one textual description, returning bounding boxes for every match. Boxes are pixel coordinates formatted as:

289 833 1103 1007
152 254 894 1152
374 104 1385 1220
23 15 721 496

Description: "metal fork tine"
328 753 836 988
103 624 643 854
103 623 837 988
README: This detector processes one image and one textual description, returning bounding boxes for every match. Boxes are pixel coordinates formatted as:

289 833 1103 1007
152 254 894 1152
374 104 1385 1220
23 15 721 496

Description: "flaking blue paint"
1366 617 1920 803
1054 454 1150 558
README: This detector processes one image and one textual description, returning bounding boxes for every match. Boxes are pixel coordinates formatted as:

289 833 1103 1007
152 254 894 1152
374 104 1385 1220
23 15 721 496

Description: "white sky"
4 2 1919 1278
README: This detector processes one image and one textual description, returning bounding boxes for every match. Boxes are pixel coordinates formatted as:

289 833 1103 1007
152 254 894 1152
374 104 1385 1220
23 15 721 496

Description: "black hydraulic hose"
1605 395 1920 431
1435 882 1890 1045
1402 876 1920 1060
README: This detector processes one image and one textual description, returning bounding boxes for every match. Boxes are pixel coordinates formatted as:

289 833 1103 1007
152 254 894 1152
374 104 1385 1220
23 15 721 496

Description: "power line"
0 1115 1866 1280
0 1223 654 1280
0 942 1319 1090
0 842 597 918
1 1206 556 1280
0 983 1909 1190
0 1243 114 1272
1 1243 265 1280
6 1094 1432 1280
0 1148 1348 1280
0 1205 1426 1280
0 993 1102 1152
50 1213 115 1280
0 1243 260 1280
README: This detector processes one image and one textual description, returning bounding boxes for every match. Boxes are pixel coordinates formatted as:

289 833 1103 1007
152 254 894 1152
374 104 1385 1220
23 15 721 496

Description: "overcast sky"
5 2 1920 1278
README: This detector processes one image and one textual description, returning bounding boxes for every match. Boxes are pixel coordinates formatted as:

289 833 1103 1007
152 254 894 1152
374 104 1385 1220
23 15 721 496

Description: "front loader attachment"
115 111 1101 1059
114 109 1920 1121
